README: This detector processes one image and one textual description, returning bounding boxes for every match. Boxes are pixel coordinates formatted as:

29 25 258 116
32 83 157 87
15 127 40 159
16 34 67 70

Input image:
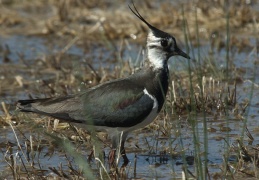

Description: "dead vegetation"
0 0 259 179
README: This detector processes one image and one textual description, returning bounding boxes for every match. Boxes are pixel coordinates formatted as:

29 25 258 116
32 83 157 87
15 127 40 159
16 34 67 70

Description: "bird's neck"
141 62 169 111
146 46 168 70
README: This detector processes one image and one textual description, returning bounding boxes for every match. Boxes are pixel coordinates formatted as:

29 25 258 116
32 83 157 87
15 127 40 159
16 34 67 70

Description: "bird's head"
129 3 190 69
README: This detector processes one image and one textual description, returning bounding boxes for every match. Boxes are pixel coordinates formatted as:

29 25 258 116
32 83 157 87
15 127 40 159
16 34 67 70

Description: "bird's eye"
161 39 168 47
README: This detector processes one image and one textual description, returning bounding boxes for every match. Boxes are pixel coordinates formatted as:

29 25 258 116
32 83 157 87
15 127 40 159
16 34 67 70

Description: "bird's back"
17 68 164 128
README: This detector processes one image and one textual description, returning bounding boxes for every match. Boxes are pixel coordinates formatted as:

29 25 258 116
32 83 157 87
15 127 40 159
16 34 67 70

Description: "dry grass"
0 0 258 179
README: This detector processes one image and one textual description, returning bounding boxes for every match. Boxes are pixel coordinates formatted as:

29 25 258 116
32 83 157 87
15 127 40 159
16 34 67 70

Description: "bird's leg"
108 134 119 167
87 149 94 163
108 148 116 167
120 140 129 167
109 131 129 168
108 143 129 168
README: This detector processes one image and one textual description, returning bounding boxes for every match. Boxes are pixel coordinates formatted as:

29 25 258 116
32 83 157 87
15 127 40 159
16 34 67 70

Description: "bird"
17 3 190 167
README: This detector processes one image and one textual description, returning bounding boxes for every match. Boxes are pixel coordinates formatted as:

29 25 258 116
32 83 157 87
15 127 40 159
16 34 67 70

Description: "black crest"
128 2 172 39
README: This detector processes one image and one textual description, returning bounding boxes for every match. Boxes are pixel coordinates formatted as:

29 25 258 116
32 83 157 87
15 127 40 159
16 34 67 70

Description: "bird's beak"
174 46 190 59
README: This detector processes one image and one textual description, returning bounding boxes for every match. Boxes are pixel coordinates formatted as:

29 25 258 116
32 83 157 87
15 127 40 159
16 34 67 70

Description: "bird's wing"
17 96 85 123
17 79 155 127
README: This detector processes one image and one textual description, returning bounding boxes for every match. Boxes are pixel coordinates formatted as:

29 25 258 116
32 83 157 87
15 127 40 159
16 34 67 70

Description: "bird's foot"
108 149 129 168
121 152 129 167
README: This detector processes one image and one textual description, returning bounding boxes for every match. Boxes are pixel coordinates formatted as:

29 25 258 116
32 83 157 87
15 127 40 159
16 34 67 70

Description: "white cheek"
148 48 166 69
146 32 169 69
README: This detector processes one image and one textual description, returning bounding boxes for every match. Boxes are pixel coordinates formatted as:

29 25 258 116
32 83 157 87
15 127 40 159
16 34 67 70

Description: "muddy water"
0 34 259 179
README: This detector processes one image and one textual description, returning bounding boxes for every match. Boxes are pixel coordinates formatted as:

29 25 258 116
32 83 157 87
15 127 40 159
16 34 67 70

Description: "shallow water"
0 35 84 63
0 32 259 178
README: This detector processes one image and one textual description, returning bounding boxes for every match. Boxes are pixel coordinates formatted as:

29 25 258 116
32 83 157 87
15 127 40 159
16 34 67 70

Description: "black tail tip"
16 99 35 111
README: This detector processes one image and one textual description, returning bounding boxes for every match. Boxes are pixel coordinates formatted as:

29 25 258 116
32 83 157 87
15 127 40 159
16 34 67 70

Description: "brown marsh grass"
0 0 259 179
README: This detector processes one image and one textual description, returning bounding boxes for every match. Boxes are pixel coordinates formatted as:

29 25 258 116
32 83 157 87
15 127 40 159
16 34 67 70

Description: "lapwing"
17 3 190 166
